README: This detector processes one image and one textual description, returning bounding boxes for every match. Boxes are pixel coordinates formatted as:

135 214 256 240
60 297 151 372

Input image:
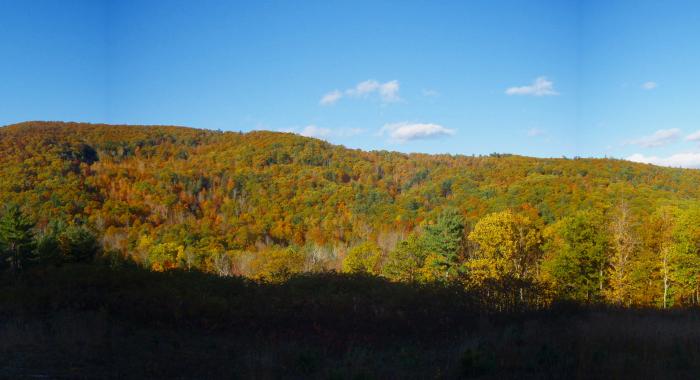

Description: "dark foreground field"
2 265 700 379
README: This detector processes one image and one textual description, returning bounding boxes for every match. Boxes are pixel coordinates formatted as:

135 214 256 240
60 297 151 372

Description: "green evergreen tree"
35 219 66 266
59 225 100 263
423 208 465 281
0 204 36 272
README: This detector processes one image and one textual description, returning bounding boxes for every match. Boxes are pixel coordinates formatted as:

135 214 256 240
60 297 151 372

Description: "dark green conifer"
0 204 36 272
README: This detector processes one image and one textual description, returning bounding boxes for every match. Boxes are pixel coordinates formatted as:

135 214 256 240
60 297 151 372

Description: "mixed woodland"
3 121 700 307
7 122 700 377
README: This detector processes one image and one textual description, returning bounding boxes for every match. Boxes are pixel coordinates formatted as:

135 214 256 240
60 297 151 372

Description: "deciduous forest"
3 121 700 377
4 121 700 306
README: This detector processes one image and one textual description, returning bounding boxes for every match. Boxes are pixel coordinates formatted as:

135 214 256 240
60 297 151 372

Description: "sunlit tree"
342 241 381 275
467 210 542 283
605 201 638 305
541 211 609 302
422 209 465 281
383 233 426 281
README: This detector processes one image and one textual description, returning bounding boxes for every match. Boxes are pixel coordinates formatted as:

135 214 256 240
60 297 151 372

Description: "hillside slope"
2 121 700 303
2 121 698 243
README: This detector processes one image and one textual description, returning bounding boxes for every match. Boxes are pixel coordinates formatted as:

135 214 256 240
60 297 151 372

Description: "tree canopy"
4 121 700 305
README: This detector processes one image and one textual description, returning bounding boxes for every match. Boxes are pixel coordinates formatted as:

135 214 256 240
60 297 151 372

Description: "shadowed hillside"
2 264 700 379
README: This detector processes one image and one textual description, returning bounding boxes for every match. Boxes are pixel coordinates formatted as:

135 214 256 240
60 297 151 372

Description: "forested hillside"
3 121 700 307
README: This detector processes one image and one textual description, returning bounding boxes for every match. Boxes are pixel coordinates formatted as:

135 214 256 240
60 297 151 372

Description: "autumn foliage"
4 121 700 306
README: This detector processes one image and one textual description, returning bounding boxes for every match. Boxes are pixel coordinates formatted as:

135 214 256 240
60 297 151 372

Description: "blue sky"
2 0 700 166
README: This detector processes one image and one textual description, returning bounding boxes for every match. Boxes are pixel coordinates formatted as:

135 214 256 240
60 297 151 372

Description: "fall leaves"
4 122 700 307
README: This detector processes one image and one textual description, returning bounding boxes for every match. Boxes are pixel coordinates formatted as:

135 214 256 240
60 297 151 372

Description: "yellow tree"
148 242 186 272
250 247 304 282
668 205 700 306
342 241 381 275
648 206 677 308
467 210 542 283
605 201 638 305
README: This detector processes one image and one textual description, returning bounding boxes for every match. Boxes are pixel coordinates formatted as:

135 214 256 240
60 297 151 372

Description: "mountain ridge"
2 120 683 168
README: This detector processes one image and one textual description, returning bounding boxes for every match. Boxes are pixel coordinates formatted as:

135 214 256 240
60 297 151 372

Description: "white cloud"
379 122 455 143
300 125 331 138
319 90 342 105
322 79 401 105
347 80 380 97
642 81 658 90
422 89 439 97
686 130 700 142
378 80 400 102
346 79 401 102
505 76 559 96
627 128 682 148
627 152 700 168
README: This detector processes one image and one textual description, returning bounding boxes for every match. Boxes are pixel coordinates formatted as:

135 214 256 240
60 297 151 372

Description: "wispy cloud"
281 125 365 140
627 152 700 168
377 80 400 102
319 90 342 106
685 130 700 142
379 122 455 143
422 89 439 97
527 128 545 137
627 128 682 148
505 76 559 96
320 79 401 105
334 128 365 137
300 125 331 138
642 81 658 90
346 79 401 102
346 80 380 97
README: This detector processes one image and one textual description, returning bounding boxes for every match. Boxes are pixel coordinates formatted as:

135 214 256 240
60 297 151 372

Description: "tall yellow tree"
605 201 638 305
467 210 542 284
647 206 677 308
668 205 700 306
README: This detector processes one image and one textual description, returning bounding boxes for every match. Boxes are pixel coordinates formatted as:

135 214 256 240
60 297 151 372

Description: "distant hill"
2 121 698 244
2 121 700 295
